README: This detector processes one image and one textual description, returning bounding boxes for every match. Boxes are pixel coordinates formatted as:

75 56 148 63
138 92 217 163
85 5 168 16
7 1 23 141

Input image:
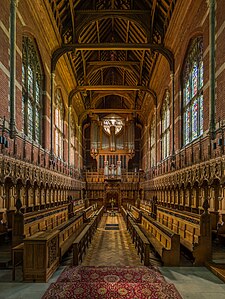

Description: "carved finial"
203 198 209 213
15 198 22 213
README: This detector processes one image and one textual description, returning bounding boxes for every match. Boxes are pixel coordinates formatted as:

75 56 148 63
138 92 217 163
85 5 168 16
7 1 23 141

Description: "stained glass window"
22 36 43 143
150 117 156 167
55 90 64 159
161 91 170 160
183 37 203 145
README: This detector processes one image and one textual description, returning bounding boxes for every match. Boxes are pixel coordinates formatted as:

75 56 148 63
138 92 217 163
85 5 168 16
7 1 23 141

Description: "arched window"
150 116 156 167
182 37 203 145
161 91 170 160
70 116 76 166
55 90 64 159
22 36 43 143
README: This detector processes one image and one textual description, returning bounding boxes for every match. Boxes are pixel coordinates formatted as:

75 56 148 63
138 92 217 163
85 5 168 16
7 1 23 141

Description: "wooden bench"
58 206 104 260
121 206 128 225
94 205 104 225
13 205 104 281
57 214 85 259
126 215 150 266
140 214 180 266
73 212 101 265
127 204 142 222
12 210 86 281
70 200 85 217
140 199 157 219
0 209 8 234
83 203 98 222
13 204 68 247
157 206 211 265
23 230 60 282
140 202 151 215
12 242 24 281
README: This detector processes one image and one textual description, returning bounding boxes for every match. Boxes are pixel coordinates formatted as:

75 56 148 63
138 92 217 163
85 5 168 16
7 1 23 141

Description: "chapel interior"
1 0 225 298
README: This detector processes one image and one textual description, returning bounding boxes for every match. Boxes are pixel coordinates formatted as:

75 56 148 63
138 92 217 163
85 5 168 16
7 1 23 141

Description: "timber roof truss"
47 0 176 121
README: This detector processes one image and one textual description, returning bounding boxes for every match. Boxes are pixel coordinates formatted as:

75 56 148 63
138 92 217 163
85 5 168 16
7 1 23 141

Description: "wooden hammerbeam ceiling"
51 43 174 72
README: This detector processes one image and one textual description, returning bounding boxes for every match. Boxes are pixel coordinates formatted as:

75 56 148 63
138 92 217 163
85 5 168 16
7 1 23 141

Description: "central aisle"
42 213 183 298
82 213 142 266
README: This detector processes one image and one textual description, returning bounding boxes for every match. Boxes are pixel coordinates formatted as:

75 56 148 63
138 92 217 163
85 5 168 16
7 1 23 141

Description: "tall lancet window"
150 116 156 167
70 116 76 166
161 91 170 160
55 90 64 159
183 37 203 145
22 36 43 143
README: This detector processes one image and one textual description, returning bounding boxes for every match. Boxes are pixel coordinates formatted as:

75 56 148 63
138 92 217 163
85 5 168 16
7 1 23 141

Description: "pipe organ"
90 114 135 171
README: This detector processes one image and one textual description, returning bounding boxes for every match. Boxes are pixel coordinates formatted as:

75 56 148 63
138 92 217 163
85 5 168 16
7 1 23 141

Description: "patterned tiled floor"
82 213 143 266
1 213 225 299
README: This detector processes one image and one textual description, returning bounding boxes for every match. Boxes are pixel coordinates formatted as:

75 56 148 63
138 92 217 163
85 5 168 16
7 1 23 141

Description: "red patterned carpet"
42 266 182 299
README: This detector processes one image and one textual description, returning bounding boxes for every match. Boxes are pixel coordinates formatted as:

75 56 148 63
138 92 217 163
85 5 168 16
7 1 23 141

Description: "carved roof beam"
76 9 150 16
164 0 175 32
81 50 87 84
86 109 140 114
87 63 140 81
51 43 174 73
48 0 63 35
75 11 150 41
68 0 76 42
96 20 101 60
69 85 156 106
101 69 104 85
150 0 157 42
74 0 82 9
139 50 145 85
87 61 140 67
78 108 141 125
91 91 135 107
124 20 130 85
76 85 147 91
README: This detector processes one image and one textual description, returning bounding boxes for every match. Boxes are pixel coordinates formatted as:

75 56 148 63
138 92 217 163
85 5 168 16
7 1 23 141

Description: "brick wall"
0 0 83 171
142 0 225 177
